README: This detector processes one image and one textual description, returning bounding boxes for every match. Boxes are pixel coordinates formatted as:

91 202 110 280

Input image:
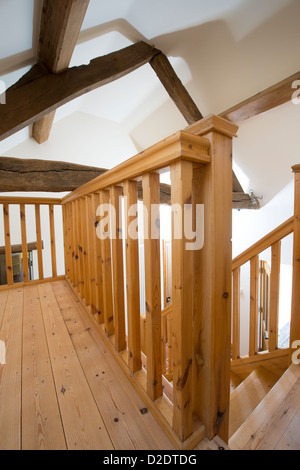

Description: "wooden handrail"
232 216 294 270
61 131 211 204
0 196 62 205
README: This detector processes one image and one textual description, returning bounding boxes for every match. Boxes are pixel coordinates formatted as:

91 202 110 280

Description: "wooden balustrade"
0 197 63 288
2 119 300 448
61 114 238 448
231 216 295 362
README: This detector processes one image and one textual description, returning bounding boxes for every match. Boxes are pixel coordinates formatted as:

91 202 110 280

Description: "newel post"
189 115 238 442
290 165 300 362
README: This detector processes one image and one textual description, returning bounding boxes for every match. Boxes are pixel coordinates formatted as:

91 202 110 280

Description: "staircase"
229 364 300 450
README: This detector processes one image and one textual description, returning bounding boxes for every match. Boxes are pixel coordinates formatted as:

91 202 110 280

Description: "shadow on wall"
150 0 300 115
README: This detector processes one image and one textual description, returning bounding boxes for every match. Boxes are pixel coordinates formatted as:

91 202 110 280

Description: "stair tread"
229 364 300 450
229 366 278 438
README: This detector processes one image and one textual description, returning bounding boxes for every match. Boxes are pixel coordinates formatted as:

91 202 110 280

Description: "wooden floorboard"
22 285 66 450
52 279 175 450
1 279 299 450
38 282 113 450
0 288 23 449
0 280 175 450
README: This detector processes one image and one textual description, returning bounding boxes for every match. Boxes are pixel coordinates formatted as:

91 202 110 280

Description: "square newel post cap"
185 114 239 139
292 164 300 173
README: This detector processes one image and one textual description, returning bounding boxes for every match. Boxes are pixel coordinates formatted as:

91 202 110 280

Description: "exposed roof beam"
150 53 203 125
38 0 90 73
220 71 300 123
32 0 90 143
0 42 161 142
0 156 258 209
0 156 107 192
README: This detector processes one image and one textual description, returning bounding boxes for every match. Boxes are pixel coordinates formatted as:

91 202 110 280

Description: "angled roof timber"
32 0 90 144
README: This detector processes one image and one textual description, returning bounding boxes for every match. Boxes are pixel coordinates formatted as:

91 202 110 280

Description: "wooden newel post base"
189 115 238 443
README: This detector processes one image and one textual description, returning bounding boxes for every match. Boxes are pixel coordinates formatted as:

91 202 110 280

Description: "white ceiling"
0 0 300 206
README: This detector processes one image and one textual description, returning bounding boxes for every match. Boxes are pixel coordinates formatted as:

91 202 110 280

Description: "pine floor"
0 279 180 450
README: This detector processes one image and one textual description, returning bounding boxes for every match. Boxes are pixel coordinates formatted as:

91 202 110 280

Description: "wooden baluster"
142 172 162 401
78 199 85 298
110 185 126 352
167 313 173 375
66 203 72 281
164 241 173 375
71 200 79 289
35 204 44 280
290 165 300 362
92 192 104 324
123 180 142 373
249 255 259 357
170 160 194 442
86 195 97 316
49 204 57 278
269 241 281 352
99 190 114 337
232 267 241 360
162 240 167 374
81 197 91 307
3 204 13 285
20 203 29 283
62 203 68 280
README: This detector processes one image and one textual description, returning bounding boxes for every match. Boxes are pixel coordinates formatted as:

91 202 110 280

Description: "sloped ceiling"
0 0 300 205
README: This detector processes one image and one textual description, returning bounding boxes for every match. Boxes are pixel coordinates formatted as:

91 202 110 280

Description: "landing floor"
0 279 178 450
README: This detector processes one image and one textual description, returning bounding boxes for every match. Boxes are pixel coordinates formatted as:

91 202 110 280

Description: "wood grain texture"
170 160 194 442
62 131 210 204
232 217 294 270
38 282 113 450
0 288 23 449
110 186 126 352
3 204 13 285
150 53 203 125
99 190 115 337
220 71 300 123
249 255 259 358
0 156 107 192
192 116 234 443
0 280 177 450
268 241 281 352
20 204 29 283
142 172 162 401
22 285 66 450
0 42 161 142
38 0 90 73
0 155 253 209
49 204 57 278
232 268 241 360
229 364 300 450
229 367 278 438
123 180 142 373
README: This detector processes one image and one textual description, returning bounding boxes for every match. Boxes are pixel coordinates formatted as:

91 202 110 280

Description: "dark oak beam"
38 0 90 73
0 156 107 192
0 42 161 142
0 156 257 209
220 71 300 123
0 241 43 256
32 0 90 143
150 53 203 125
